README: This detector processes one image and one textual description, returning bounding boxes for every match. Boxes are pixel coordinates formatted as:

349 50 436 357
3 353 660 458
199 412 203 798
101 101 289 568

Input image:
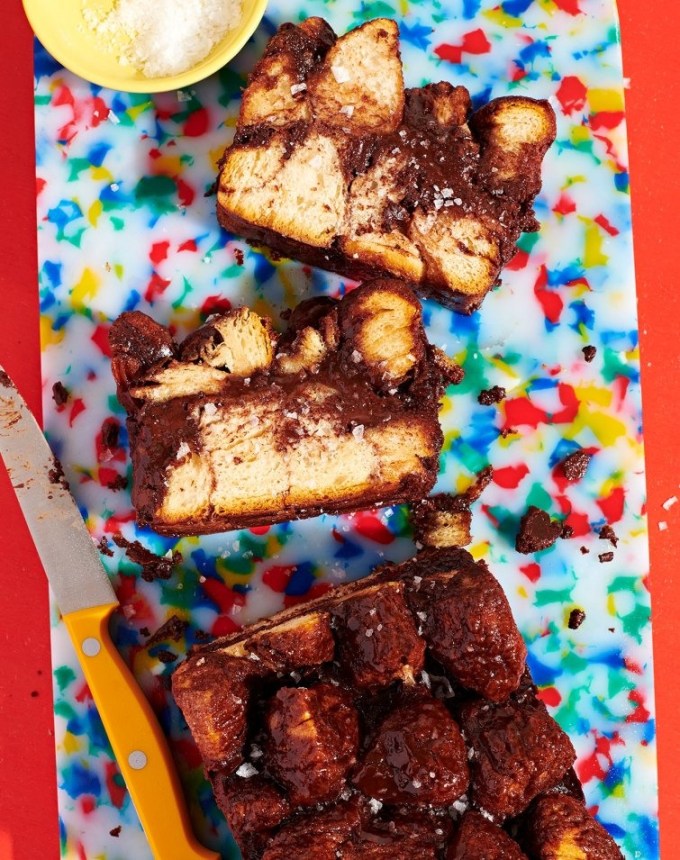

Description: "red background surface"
0 1 678 857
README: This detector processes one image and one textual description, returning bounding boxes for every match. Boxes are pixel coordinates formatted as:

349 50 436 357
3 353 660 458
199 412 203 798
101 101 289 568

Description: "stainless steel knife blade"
0 367 117 614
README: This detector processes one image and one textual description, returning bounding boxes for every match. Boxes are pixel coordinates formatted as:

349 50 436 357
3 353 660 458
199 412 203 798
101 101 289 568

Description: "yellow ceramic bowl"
22 0 268 93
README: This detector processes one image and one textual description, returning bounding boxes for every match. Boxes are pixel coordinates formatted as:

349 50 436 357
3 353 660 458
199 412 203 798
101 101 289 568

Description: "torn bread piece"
110 280 457 536
410 466 493 549
172 548 622 859
217 18 556 313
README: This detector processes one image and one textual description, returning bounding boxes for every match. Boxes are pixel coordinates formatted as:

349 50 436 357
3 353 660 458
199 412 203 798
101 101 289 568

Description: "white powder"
83 0 243 78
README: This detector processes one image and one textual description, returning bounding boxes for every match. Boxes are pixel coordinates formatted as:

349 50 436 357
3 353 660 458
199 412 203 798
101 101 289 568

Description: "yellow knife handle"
63 603 219 860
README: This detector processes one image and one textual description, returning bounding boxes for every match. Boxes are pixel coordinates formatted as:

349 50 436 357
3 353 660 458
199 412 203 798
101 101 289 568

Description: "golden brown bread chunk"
217 18 556 313
109 280 455 535
171 548 622 858
523 794 624 859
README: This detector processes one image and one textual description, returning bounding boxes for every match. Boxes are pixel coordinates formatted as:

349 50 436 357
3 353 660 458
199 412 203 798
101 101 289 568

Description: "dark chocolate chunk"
559 449 591 482
568 608 586 630
333 585 424 688
139 626 150 637
580 546 590 555
112 535 181 581
147 615 188 646
234 247 245 266
266 684 359 806
598 551 614 563
410 567 526 702
599 525 619 547
478 385 506 405
51 381 69 406
106 474 128 491
156 649 178 664
97 536 113 557
101 418 120 450
516 506 562 554
447 810 528 859
582 345 597 362
460 689 575 818
47 457 70 491
354 696 469 806
560 523 574 539
109 826 121 838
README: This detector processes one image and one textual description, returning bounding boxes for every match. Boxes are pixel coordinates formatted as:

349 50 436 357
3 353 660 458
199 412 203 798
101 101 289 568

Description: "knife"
0 366 218 860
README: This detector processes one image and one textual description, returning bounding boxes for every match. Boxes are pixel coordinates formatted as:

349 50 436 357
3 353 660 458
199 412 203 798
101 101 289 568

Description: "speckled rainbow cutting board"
34 0 658 857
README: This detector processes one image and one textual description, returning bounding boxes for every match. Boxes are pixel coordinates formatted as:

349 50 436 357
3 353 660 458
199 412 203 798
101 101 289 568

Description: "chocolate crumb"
599 525 619 547
140 627 151 637
234 247 245 266
516 506 563 554
580 546 590 555
559 450 591 482
101 419 120 450
608 627 615 633
147 615 188 646
156 649 178 664
97 537 114 557
47 457 70 491
51 381 69 406
194 629 212 643
568 608 586 630
500 427 517 438
112 535 182 582
106 474 128 492
582 345 597 362
478 385 506 405
109 826 121 838
560 523 574 539
598 551 614 563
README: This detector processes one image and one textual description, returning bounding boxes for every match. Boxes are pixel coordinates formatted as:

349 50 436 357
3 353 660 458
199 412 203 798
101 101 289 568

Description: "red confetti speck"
349 511 394 545
590 111 624 131
626 689 651 723
503 396 547 430
553 193 577 215
201 295 232 317
91 324 112 357
202 579 246 614
212 615 240 636
80 796 95 816
144 272 172 303
492 463 530 489
149 241 170 265
520 562 541 583
184 107 209 137
105 762 127 809
176 177 195 207
536 686 561 708
597 486 625 524
249 525 270 536
74 682 92 703
555 75 588 114
262 565 296 593
553 0 583 16
505 249 529 271
594 214 619 236
178 239 198 252
36 177 46 197
68 398 86 427
434 29 491 64
534 264 564 325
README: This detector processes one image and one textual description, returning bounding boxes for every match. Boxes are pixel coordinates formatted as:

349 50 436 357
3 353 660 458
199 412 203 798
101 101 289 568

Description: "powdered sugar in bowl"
22 0 269 92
